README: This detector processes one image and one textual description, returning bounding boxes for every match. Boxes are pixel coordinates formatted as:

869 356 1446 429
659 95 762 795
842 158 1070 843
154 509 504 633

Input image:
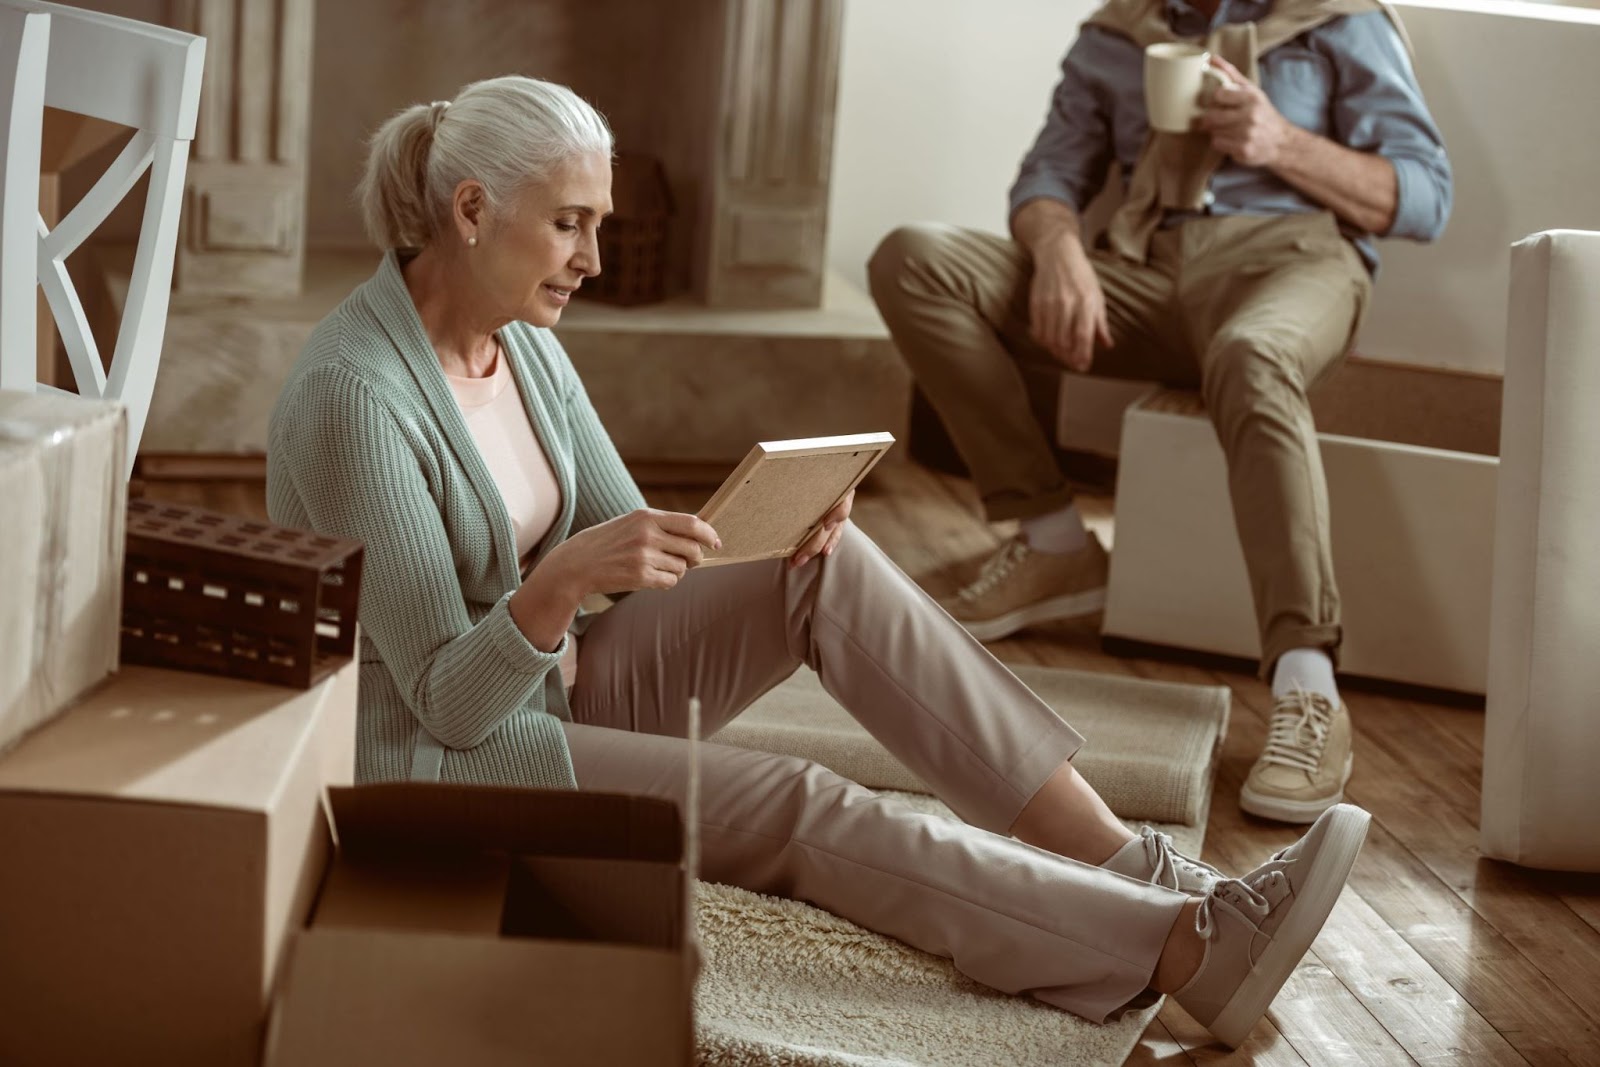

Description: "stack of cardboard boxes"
0 388 696 1065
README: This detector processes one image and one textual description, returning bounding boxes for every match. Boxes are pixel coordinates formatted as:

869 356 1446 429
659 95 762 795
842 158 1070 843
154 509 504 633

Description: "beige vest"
1086 0 1407 261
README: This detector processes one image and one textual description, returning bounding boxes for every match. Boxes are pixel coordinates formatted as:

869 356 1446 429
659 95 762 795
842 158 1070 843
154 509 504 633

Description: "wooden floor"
144 461 1600 1067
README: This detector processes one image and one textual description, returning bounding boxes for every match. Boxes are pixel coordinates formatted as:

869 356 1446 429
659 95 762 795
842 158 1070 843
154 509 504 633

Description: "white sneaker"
1240 688 1353 824
1174 804 1371 1048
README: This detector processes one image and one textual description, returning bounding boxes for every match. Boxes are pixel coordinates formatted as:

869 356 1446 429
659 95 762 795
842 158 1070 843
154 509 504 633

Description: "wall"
1363 0 1600 375
826 0 1600 377
826 0 1096 288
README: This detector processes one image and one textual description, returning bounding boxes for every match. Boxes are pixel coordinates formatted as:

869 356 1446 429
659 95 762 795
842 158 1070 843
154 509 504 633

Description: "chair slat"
106 136 190 477
36 214 106 398
0 7 48 392
42 130 153 260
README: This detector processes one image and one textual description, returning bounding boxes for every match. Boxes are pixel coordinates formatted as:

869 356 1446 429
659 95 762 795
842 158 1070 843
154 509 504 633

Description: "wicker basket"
120 499 365 688
588 152 673 306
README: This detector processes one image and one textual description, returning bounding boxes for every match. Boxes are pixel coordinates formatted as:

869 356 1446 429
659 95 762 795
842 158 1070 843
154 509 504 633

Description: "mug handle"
1199 65 1234 106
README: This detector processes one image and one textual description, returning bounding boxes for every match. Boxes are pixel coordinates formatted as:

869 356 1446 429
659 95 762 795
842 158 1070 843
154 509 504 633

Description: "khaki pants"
566 523 1186 1022
867 212 1371 671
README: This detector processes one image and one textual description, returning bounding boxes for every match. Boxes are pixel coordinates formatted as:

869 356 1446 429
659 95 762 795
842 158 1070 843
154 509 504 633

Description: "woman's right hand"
549 508 722 597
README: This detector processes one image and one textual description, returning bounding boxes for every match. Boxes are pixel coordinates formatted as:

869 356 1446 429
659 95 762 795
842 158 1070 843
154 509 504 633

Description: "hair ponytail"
355 78 613 252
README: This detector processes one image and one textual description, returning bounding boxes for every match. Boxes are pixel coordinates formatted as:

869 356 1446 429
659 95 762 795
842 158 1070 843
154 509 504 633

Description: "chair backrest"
0 0 203 479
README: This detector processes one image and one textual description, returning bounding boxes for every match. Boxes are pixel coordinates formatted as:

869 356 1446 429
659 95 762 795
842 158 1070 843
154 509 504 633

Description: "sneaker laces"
1193 864 1290 941
1259 687 1335 774
1138 826 1224 890
955 538 1031 603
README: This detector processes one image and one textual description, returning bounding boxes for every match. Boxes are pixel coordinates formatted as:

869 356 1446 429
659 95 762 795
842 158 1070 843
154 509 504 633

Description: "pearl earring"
467 236 478 248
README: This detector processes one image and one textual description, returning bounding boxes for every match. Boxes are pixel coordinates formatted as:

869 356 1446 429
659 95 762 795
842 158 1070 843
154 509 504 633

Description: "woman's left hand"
790 490 854 569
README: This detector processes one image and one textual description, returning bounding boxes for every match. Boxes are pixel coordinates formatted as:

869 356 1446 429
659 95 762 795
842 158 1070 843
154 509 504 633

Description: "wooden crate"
121 499 364 688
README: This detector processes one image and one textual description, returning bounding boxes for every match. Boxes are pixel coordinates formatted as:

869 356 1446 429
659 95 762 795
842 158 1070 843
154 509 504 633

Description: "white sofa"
1480 230 1600 872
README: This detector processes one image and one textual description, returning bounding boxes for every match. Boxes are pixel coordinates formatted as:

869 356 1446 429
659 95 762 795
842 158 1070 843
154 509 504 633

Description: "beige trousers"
564 523 1186 1022
867 212 1372 671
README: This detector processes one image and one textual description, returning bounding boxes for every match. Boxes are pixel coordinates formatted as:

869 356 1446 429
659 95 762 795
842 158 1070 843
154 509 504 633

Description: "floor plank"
1126 1015 1202 1067
1159 1001 1310 1066
1224 685 1600 1065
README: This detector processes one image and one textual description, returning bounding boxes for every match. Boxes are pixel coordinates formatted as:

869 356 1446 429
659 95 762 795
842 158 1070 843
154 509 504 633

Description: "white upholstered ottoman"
1481 231 1600 872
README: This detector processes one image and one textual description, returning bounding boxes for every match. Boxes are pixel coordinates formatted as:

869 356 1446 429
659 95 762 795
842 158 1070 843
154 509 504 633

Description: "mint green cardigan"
266 253 645 788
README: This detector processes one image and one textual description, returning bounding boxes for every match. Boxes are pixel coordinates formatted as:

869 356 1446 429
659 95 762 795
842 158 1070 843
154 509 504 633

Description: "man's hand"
1197 56 1298 168
1028 238 1113 373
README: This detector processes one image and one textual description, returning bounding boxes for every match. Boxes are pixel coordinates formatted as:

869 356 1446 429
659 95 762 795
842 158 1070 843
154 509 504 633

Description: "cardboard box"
0 660 358 1066
0 388 127 755
267 783 696 1067
1104 360 1501 694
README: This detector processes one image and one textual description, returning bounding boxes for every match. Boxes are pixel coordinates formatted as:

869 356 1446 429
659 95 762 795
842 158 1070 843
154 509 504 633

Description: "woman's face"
477 151 612 328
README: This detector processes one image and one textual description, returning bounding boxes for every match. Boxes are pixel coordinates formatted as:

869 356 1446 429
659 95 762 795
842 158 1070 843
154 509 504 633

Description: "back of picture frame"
697 433 895 567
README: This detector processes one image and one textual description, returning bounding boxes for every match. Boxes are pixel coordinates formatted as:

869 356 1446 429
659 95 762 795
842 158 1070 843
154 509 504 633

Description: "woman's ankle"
1151 899 1205 993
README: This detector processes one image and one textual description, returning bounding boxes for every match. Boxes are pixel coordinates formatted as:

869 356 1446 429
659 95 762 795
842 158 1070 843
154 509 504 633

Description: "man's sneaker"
1102 826 1223 896
1240 688 1352 824
939 533 1109 642
1175 803 1371 1048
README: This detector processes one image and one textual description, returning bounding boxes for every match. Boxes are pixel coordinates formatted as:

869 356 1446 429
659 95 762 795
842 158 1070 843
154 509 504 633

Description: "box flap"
0 663 357 814
314 851 510 935
326 783 683 863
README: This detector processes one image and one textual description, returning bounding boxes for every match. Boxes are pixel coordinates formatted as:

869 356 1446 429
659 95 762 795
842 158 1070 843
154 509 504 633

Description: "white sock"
1019 503 1089 555
1272 647 1340 705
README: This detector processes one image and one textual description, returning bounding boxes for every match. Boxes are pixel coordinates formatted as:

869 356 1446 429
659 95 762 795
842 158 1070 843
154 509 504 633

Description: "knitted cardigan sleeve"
273 359 565 749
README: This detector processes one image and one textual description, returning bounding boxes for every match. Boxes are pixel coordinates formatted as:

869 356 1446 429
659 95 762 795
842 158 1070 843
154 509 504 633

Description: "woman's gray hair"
357 76 613 251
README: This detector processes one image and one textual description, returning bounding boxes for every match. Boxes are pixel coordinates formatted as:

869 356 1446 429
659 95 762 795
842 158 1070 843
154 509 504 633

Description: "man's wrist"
1012 198 1084 257
1267 122 1313 177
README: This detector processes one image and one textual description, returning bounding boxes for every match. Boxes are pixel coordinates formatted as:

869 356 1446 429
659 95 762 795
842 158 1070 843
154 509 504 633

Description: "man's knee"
1201 336 1315 442
867 222 961 297
1204 336 1307 404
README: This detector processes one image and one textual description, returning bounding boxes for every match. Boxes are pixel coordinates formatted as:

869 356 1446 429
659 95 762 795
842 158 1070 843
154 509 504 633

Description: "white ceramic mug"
1144 43 1231 133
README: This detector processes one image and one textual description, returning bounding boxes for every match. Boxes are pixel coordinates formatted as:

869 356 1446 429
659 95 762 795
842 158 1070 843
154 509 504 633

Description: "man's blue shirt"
1008 0 1453 271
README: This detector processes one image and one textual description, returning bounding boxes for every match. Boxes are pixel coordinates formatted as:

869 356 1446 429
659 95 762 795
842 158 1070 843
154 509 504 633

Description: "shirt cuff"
1382 152 1450 242
1008 181 1083 224
485 589 569 675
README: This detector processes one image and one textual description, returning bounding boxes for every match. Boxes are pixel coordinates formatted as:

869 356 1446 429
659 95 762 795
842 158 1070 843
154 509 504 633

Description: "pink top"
445 348 577 689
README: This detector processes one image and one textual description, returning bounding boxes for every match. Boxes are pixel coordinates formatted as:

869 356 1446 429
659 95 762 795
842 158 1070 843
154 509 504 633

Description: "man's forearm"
1269 127 1398 236
1010 197 1089 259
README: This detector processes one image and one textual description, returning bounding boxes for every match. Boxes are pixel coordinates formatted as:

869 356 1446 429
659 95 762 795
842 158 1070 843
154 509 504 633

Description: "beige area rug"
713 664 1229 827
694 665 1230 1067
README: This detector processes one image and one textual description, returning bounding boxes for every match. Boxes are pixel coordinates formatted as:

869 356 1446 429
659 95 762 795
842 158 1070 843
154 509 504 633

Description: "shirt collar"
1164 0 1272 36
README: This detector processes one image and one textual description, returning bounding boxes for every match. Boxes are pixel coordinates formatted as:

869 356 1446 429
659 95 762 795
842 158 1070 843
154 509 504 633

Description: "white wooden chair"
0 0 203 479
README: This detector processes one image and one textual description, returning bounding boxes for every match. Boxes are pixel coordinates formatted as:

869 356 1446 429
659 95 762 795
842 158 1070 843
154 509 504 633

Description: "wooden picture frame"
697 433 895 567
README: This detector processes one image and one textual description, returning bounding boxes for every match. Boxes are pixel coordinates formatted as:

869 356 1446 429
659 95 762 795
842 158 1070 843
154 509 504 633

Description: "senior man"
868 0 1451 822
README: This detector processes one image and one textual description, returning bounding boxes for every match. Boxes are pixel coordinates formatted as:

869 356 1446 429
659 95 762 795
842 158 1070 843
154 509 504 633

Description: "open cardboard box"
0 660 358 1066
266 782 697 1066
1103 357 1501 694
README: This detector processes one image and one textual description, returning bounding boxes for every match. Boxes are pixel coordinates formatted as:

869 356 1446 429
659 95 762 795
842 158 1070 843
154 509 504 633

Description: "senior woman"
266 75 1367 1048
